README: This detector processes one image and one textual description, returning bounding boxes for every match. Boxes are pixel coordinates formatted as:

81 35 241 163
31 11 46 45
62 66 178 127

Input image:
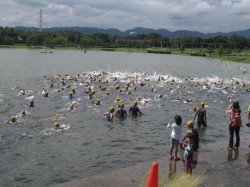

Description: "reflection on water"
0 49 250 187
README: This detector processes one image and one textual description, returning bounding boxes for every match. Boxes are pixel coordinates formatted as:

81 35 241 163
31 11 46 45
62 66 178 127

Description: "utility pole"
39 9 43 32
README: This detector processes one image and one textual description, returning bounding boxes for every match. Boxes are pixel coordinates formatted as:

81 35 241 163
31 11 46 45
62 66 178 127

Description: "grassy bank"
1 44 250 64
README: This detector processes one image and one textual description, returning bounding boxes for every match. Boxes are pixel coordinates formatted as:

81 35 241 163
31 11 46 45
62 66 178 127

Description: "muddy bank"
53 135 250 187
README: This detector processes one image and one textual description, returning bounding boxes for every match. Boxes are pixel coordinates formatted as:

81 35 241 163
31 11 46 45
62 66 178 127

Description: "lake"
0 49 249 186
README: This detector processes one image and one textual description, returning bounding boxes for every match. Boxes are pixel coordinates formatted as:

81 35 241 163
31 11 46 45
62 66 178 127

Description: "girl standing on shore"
226 101 242 150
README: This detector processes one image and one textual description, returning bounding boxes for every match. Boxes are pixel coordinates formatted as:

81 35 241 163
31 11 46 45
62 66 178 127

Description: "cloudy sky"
0 0 250 33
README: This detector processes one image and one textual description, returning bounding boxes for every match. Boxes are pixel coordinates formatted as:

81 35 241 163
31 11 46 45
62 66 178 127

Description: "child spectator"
167 115 183 160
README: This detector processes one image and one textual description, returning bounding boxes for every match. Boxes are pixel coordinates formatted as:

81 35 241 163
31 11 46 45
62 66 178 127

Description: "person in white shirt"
167 115 183 160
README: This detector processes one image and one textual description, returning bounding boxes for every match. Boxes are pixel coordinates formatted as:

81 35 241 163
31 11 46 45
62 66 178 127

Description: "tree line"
1 26 250 51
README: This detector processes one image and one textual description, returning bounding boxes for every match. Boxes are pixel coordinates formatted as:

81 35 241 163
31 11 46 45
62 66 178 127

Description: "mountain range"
14 26 250 38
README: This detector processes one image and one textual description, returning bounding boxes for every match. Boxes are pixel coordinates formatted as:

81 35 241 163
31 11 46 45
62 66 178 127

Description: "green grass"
139 175 204 187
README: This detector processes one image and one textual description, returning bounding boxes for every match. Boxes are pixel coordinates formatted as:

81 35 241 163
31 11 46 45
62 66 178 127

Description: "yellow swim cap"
96 99 101 104
72 87 75 91
21 110 26 115
11 115 16 122
134 100 137 105
54 122 60 128
110 106 115 112
69 92 73 96
105 91 109 95
200 102 205 107
55 114 60 118
187 121 193 126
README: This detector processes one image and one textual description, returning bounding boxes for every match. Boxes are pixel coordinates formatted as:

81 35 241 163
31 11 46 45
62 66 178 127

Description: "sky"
0 0 250 33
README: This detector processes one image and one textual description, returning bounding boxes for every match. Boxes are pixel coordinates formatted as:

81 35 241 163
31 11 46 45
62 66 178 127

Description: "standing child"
167 115 183 160
182 135 194 175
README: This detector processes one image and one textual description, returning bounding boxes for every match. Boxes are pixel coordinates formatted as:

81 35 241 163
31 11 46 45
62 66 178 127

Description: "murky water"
0 49 249 187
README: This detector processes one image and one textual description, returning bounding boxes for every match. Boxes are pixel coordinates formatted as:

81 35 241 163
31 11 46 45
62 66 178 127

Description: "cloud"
0 0 249 32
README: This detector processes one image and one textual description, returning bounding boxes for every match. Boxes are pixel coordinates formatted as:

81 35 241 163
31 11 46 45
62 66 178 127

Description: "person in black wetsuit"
129 101 142 116
193 102 207 128
115 102 127 118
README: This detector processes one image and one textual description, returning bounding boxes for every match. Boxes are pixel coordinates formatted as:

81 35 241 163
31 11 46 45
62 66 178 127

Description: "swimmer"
104 107 115 122
129 101 142 116
68 103 75 112
68 92 74 99
11 115 16 123
54 122 69 130
54 113 64 119
116 103 127 118
193 102 207 128
95 99 101 105
29 100 34 107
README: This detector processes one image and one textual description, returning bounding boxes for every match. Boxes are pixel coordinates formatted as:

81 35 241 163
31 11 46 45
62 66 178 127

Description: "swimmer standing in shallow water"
129 101 142 116
104 107 115 122
193 102 207 127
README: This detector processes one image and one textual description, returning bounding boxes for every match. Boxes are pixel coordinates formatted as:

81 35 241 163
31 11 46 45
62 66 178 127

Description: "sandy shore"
53 135 250 187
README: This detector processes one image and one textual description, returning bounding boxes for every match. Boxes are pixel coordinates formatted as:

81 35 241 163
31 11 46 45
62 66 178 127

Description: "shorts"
170 137 179 149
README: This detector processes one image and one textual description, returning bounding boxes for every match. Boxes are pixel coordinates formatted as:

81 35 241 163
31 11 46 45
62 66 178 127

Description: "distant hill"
14 26 250 38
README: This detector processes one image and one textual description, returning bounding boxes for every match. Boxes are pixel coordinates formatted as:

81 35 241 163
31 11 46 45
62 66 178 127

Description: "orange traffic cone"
145 162 158 187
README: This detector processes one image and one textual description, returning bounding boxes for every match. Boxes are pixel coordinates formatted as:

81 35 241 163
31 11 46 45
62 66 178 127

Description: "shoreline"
53 136 250 187
1 44 250 64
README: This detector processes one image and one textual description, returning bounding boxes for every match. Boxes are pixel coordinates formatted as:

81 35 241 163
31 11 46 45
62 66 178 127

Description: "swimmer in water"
116 102 127 118
193 102 207 128
104 107 115 122
29 100 34 107
129 101 142 116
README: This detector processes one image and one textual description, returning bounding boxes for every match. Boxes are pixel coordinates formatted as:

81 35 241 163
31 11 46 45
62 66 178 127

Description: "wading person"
193 102 207 128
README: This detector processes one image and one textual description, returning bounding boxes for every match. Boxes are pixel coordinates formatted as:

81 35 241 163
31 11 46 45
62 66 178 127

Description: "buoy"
145 162 158 187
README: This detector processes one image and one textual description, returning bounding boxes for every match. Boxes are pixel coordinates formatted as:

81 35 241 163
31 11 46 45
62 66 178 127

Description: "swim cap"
69 92 73 96
11 115 16 122
96 99 101 105
200 102 205 107
21 110 26 115
119 102 124 107
110 107 115 112
105 91 109 95
55 114 60 118
134 100 137 105
187 121 193 126
72 87 75 91
54 122 60 128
